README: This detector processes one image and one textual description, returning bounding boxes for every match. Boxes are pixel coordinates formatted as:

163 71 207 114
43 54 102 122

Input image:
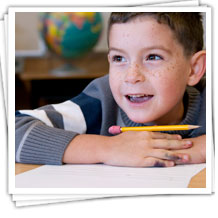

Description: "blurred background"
15 12 110 110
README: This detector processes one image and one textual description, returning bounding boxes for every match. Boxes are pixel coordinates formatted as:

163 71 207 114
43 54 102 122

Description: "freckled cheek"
157 63 183 76
154 64 186 85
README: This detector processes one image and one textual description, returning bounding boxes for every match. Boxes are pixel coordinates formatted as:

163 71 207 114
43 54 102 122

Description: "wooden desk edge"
15 163 206 188
188 168 206 188
15 163 42 175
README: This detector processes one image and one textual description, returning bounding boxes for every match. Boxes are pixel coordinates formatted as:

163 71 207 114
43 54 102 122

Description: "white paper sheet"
15 163 206 190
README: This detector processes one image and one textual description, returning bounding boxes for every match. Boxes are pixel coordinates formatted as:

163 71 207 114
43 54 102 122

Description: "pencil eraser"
108 126 121 134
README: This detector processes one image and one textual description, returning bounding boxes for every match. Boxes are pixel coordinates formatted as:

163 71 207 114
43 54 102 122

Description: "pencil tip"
189 125 201 129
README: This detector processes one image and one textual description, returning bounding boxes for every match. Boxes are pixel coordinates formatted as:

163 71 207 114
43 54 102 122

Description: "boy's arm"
62 131 193 167
15 76 109 165
15 97 97 165
16 108 196 167
15 115 78 165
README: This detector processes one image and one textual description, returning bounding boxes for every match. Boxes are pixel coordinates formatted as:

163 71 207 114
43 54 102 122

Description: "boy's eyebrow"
144 45 172 54
108 46 172 54
108 47 126 53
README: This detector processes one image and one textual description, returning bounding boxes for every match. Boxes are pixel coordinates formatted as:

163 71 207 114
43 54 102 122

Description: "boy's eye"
146 54 163 61
112 55 126 62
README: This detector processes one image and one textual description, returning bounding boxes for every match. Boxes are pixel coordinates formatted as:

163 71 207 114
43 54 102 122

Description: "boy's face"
108 17 193 125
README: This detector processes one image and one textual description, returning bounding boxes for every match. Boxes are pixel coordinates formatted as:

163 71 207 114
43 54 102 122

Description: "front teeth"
128 94 148 97
126 94 153 103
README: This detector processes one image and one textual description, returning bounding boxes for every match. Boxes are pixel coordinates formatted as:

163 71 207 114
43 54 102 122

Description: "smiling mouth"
126 94 154 103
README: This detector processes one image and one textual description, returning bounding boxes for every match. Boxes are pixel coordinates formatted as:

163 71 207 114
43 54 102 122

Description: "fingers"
148 149 190 164
147 132 182 140
143 157 175 167
151 139 193 150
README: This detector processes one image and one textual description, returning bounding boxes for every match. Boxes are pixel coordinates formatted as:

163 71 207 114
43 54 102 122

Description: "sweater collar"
120 86 201 137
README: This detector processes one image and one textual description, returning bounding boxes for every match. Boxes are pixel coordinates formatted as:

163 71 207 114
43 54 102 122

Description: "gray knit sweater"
15 75 206 165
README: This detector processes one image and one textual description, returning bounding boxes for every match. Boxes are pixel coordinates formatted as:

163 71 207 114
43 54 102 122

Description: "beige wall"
15 12 40 51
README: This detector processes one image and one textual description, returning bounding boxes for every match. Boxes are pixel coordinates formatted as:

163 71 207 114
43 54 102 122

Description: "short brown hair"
108 12 204 57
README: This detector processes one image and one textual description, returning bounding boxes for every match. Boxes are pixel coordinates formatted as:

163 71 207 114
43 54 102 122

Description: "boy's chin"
127 114 153 124
123 109 161 124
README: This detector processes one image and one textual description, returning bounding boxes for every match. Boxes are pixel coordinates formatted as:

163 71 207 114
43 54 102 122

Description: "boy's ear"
187 50 206 86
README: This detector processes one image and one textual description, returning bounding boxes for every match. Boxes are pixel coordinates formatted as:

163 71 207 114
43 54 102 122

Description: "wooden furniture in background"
16 52 109 109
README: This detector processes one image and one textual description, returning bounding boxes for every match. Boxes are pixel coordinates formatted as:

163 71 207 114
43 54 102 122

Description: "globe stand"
50 62 86 76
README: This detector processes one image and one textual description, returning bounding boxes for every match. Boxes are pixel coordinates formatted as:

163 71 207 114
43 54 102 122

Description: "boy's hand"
102 131 193 167
174 135 206 164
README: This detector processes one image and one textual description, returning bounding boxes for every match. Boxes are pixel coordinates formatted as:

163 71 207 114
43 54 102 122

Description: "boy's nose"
125 64 145 84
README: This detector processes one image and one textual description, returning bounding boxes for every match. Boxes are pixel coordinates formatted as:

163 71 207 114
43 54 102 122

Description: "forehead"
108 16 179 50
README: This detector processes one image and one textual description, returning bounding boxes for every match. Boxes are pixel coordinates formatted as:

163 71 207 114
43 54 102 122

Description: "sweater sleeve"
15 79 103 165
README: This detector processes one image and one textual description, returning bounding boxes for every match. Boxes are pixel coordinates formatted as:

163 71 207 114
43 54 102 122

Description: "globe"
39 12 103 59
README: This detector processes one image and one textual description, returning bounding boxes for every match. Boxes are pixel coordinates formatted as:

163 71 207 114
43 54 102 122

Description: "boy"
15 12 206 167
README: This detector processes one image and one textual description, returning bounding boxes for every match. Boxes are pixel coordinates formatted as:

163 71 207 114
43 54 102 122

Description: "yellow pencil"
108 125 200 134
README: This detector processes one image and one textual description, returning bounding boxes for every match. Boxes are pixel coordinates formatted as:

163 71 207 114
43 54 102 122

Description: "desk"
15 163 206 188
